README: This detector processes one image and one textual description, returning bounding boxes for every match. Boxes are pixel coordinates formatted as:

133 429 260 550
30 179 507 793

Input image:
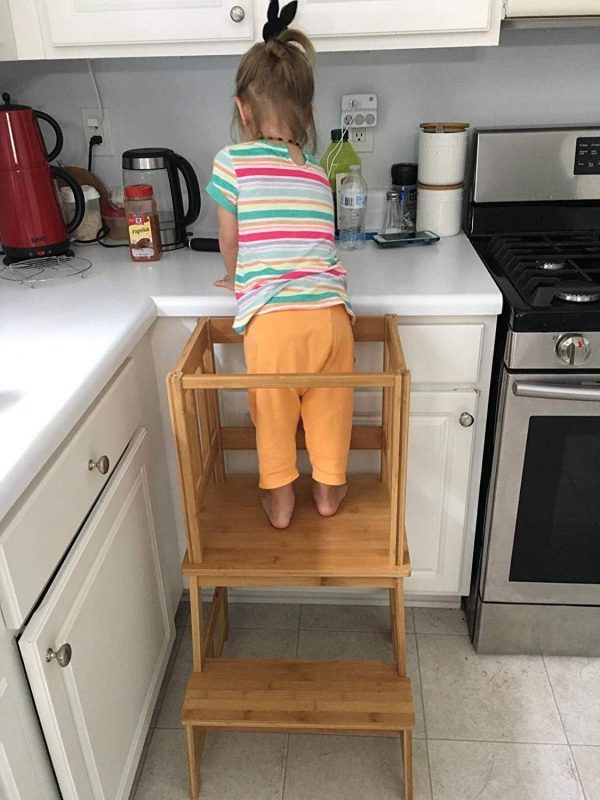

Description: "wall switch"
350 128 374 153
81 108 114 157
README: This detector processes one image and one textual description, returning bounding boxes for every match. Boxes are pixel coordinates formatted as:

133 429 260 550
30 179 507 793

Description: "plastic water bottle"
339 164 367 250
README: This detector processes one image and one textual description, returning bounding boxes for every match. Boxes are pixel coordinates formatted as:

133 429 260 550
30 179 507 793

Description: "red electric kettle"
0 92 85 265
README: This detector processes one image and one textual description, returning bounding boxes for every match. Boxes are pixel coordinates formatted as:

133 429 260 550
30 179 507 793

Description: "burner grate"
488 233 600 308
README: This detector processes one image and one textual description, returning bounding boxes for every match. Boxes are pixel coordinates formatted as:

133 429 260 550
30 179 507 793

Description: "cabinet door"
405 390 477 595
37 0 252 47
0 677 49 800
296 0 495 39
19 428 174 800
0 0 16 60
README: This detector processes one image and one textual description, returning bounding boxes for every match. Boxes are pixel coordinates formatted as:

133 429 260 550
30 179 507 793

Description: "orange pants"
244 305 354 489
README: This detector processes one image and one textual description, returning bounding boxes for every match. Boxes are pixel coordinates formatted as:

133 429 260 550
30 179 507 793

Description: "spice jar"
124 184 161 262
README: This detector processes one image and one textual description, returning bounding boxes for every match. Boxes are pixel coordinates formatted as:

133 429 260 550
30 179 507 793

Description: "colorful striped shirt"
206 140 353 334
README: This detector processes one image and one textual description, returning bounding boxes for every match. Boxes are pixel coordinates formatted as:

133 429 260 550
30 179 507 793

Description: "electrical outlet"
81 108 114 157
350 128 374 153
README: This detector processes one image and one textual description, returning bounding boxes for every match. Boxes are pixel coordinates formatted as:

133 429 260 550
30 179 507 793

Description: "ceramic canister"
417 122 469 186
416 182 463 238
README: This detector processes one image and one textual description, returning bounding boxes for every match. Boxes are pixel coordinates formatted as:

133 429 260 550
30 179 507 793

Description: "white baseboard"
181 587 461 608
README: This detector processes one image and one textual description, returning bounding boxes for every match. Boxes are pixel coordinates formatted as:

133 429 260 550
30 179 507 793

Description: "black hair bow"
262 0 298 41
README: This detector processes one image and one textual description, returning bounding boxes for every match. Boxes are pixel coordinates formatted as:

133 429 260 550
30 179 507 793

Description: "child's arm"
214 205 238 291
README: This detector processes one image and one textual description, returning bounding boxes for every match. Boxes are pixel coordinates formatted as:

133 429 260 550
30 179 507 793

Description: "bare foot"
312 481 348 517
261 483 295 529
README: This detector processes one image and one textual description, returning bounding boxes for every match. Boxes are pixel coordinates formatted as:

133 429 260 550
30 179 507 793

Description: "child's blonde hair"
234 28 317 152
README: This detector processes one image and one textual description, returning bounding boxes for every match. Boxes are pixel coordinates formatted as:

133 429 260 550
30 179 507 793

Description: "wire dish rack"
0 255 91 287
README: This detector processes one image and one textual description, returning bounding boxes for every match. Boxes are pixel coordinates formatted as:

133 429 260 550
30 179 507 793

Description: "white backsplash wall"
2 25 600 233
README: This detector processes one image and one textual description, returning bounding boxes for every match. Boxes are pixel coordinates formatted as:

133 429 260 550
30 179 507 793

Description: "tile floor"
133 601 600 800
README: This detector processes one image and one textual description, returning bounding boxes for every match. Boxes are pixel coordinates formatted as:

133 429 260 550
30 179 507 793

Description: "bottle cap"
391 163 418 186
331 128 349 143
124 183 154 199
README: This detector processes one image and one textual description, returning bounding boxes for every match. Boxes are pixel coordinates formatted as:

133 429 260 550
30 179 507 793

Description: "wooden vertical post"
391 579 407 677
189 576 203 672
185 724 205 800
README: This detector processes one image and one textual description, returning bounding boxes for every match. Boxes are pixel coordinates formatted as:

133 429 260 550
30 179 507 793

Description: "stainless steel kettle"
122 147 201 250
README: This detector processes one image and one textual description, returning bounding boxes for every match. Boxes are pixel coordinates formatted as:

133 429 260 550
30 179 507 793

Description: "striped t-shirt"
206 140 353 334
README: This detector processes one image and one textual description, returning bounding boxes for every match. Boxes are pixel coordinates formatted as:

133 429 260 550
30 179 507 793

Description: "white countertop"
0 233 501 522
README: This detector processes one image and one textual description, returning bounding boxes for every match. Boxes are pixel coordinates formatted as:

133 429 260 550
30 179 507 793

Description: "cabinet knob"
459 412 474 428
230 5 245 21
88 455 110 474
46 643 72 668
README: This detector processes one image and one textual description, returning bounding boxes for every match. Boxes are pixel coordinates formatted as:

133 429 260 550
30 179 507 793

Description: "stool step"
182 658 415 733
182 475 410 579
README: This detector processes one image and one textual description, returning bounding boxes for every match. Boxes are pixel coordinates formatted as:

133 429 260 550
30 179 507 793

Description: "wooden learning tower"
167 315 414 800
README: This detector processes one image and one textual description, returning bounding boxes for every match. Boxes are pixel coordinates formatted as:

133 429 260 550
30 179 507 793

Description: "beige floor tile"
297 627 393 661
296 631 425 739
156 628 297 728
418 635 565 743
284 734 431 800
428 740 584 800
227 602 301 630
223 627 298 658
572 746 600 800
413 607 468 635
544 657 600 745
134 728 287 800
300 603 414 634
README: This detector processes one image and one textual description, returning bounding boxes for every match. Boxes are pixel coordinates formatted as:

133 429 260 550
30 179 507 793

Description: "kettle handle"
34 110 64 162
52 166 86 236
169 154 201 229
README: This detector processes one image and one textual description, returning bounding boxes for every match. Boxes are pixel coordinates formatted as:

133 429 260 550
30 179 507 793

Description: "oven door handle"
513 381 600 402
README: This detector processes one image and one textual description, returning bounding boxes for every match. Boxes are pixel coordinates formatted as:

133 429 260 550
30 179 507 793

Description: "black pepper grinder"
391 163 418 233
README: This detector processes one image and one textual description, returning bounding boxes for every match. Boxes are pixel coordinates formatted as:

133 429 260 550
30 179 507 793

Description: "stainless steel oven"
465 125 600 655
484 367 600 608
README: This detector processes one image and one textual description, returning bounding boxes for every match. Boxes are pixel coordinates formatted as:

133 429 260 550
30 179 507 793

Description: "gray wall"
2 25 600 231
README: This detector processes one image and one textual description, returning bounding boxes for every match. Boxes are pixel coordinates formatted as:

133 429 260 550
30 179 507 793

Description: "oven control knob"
556 334 591 366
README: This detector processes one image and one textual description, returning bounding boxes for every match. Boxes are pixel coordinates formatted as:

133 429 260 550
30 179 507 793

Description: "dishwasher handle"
513 381 600 402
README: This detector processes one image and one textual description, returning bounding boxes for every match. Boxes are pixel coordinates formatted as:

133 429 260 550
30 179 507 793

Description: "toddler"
207 0 354 529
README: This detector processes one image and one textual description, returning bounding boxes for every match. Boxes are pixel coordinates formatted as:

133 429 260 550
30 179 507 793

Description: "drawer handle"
230 5 245 21
46 643 72 668
459 412 474 428
88 455 110 474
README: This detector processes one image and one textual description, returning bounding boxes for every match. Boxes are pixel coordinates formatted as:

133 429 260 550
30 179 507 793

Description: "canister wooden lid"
419 122 470 133
417 181 464 190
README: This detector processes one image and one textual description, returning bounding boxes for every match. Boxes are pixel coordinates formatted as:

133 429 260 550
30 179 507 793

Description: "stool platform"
182 658 414 733
181 474 410 581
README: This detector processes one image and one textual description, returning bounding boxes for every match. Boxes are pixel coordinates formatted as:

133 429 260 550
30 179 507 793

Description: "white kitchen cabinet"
0 0 16 60
405 390 478 595
19 428 174 800
297 0 501 47
34 0 253 58
2 0 501 59
0 675 51 799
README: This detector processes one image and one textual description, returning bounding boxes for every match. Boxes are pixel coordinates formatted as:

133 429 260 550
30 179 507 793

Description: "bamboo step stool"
167 314 414 800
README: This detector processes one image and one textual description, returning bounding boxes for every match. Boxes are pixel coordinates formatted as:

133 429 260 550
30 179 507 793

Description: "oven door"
482 370 600 605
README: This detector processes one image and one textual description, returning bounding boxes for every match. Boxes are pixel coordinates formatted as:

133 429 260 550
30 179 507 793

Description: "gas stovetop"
474 232 600 332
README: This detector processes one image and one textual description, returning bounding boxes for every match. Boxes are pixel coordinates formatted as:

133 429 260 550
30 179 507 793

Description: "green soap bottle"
320 129 361 230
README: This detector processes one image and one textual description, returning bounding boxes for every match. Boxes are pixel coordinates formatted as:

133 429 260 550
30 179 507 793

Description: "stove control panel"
574 138 600 175
555 334 591 366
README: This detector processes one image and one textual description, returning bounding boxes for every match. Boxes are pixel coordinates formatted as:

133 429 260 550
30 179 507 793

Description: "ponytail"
234 23 317 152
